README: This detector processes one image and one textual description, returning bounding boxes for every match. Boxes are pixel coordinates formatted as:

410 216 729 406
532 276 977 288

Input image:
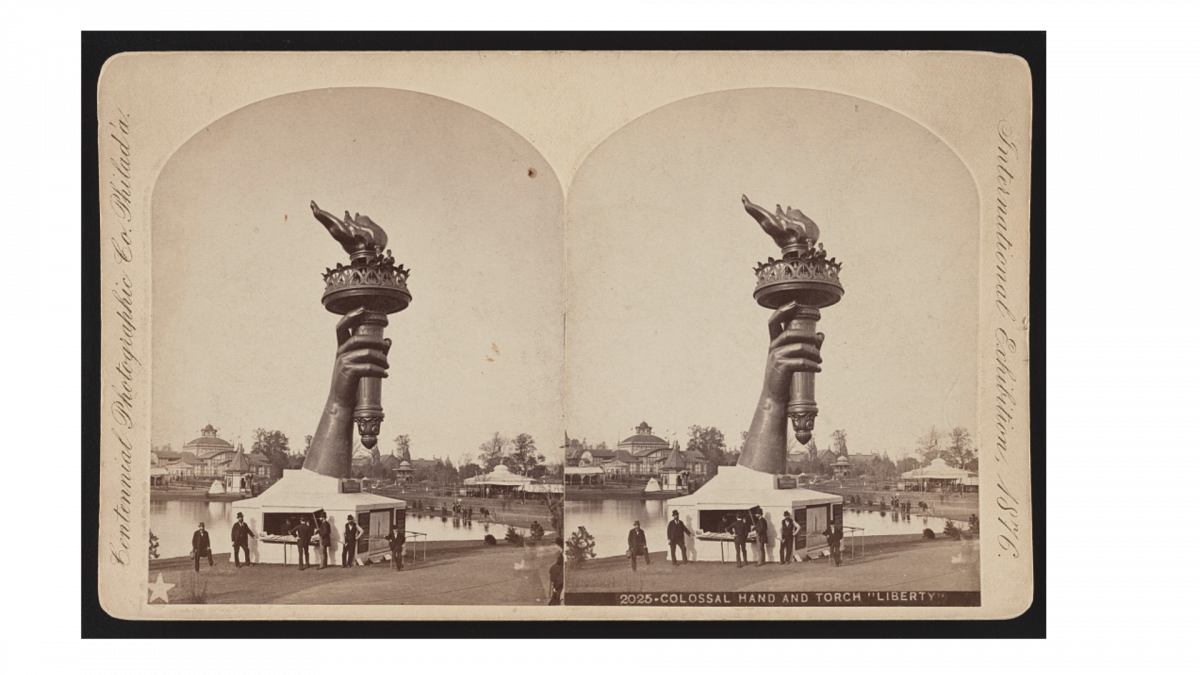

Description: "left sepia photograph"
145 87 566 606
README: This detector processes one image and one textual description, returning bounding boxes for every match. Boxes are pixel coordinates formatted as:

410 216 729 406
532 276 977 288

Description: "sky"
151 85 979 465
564 88 980 459
151 88 564 463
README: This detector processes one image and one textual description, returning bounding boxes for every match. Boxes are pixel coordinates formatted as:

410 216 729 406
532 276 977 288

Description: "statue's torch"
311 202 411 449
743 195 844 445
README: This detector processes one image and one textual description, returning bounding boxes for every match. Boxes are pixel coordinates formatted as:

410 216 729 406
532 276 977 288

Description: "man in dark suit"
316 512 332 569
548 552 564 605
191 522 214 572
290 516 314 571
230 512 256 567
385 524 405 571
728 513 751 568
822 521 844 566
779 511 796 564
628 520 651 571
343 515 363 568
752 512 769 566
666 510 691 565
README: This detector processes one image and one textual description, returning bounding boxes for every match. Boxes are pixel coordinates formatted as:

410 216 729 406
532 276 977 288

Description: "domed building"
619 421 669 475
183 424 236 475
834 454 851 479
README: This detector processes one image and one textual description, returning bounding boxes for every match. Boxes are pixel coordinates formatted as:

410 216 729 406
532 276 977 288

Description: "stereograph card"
97 50 1033 620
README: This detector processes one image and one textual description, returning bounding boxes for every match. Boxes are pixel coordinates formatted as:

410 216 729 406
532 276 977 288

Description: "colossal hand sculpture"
737 195 844 475
303 202 411 477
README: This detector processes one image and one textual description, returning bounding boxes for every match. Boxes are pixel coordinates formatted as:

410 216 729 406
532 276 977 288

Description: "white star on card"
148 573 174 604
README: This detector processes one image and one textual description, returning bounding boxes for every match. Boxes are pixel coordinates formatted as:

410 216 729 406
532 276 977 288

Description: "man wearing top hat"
289 516 314 571
343 514 364 568
752 511 769 566
666 510 692 565
315 511 332 569
191 522 214 572
230 512 256 568
779 511 797 565
627 520 651 571
728 513 751 568
385 524 405 571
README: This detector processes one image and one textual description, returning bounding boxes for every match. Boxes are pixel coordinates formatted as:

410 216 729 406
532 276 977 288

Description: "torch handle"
786 307 822 444
353 310 389 449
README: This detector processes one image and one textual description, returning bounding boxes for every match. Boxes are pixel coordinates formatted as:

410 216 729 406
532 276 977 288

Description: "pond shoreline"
566 487 680 501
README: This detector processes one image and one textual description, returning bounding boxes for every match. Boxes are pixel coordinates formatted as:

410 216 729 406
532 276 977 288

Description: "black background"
82 31 1046 639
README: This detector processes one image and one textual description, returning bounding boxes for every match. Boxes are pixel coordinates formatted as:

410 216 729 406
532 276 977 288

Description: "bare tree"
831 429 849 456
478 432 509 471
393 434 411 461
916 427 944 464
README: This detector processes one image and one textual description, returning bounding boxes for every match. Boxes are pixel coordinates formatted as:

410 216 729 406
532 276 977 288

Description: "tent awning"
518 483 564 493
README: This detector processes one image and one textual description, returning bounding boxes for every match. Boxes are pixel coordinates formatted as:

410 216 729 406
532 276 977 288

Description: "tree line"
681 423 977 480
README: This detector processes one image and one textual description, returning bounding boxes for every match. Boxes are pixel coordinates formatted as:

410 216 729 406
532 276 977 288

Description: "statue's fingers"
767 302 799 340
769 329 823 356
346 363 389 379
777 357 821 374
342 348 389 370
772 341 822 364
338 334 388 355
335 308 368 345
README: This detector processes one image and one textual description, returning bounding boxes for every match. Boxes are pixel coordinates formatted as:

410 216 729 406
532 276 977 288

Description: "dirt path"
566 534 980 594
150 540 560 605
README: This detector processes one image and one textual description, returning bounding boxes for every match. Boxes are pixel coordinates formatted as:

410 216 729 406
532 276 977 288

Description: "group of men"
189 511 408 573
188 513 262 571
285 512 371 571
624 509 845 570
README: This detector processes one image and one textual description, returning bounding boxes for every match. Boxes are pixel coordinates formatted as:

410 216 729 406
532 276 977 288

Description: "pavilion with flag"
900 458 977 492
463 464 540 497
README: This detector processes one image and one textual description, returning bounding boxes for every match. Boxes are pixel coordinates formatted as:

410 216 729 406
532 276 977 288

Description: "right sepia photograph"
563 87 987 607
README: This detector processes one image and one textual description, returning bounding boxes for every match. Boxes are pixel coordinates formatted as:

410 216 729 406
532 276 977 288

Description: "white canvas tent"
668 465 842 563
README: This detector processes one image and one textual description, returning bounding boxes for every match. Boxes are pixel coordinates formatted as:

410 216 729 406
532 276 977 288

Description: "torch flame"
311 201 389 259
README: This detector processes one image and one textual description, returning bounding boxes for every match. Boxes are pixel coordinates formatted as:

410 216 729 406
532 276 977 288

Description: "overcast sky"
564 88 980 458
152 88 564 463
152 85 979 465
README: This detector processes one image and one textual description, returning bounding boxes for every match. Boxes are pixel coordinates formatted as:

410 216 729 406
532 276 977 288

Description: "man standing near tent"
728 513 751 569
666 510 691 565
386 524 405 571
752 511 769 566
628 520 651 571
315 512 332 570
779 511 797 564
822 520 844 566
290 516 314 571
343 515 364 568
230 512 256 568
